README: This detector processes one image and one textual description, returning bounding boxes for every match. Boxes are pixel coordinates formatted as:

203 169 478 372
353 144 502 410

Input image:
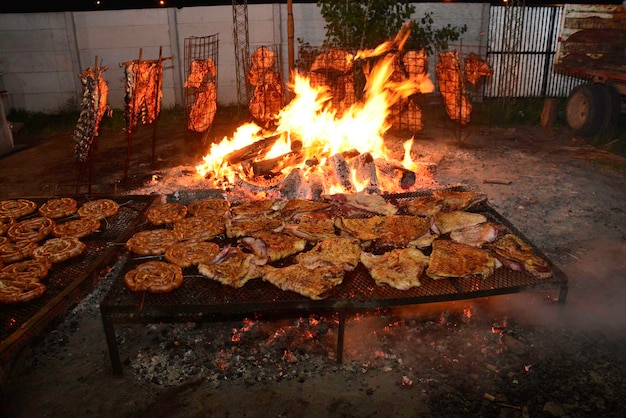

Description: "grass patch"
474 97 564 127
8 108 80 135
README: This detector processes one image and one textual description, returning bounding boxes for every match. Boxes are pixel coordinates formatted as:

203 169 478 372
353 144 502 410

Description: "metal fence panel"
485 5 581 98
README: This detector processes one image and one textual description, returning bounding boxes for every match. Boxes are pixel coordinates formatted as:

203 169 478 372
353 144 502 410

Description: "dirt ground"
1 104 626 417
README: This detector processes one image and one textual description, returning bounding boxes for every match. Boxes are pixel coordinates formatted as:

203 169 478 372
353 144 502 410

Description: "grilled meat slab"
426 239 497 280
486 233 553 279
432 211 487 235
262 263 345 300
360 248 430 290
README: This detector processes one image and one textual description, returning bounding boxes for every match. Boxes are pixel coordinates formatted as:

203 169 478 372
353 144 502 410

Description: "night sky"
0 0 623 14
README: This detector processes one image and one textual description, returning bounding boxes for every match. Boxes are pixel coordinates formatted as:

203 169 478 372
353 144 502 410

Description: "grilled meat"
426 239 498 280
432 211 487 235
486 233 553 279
360 248 430 290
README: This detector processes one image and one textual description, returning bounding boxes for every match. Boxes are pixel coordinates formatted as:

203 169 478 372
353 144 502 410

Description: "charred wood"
327 153 354 193
234 174 276 194
279 168 307 199
251 151 304 177
225 133 281 165
374 158 416 189
307 170 326 199
341 149 361 159
351 152 380 192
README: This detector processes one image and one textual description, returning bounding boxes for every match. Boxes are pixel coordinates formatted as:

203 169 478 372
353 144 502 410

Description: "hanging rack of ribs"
121 47 173 182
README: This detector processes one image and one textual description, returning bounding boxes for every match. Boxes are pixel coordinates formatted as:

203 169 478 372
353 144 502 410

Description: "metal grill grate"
0 195 158 365
99 189 569 373
102 192 567 315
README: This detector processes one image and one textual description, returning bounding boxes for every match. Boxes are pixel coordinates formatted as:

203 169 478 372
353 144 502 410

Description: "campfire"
195 25 435 199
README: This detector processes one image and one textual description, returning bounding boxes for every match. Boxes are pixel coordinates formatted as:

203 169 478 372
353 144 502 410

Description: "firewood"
234 174 275 194
251 151 303 177
225 133 281 165
482 179 512 185
351 152 379 190
307 170 326 199
327 153 354 193
341 148 360 159
374 158 416 189
279 168 307 199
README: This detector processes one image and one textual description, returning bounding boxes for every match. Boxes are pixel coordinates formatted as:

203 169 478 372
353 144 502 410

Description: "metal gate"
485 5 580 98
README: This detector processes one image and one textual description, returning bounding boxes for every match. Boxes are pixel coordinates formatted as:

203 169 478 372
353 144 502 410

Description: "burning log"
307 170 326 199
374 158 416 190
234 174 275 194
250 151 304 177
327 153 354 193
351 152 380 193
279 168 307 199
225 134 281 165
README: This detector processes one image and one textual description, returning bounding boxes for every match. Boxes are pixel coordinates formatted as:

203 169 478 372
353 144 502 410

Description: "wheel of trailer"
565 84 604 137
597 84 622 136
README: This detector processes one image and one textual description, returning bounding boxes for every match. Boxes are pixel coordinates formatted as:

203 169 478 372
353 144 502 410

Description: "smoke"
488 237 626 337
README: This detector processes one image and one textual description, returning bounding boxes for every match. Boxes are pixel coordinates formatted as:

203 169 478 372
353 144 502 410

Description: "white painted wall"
0 3 489 114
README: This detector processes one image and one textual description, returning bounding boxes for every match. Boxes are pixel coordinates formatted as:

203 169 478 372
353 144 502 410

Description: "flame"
402 137 416 171
196 123 264 182
195 23 435 196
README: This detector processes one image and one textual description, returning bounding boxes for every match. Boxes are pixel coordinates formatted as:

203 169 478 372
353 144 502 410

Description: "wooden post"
151 46 163 168
125 48 142 182
87 55 99 194
287 0 294 102
540 98 559 128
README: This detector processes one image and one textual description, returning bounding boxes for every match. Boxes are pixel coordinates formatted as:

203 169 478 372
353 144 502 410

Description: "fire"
196 122 265 183
195 24 435 196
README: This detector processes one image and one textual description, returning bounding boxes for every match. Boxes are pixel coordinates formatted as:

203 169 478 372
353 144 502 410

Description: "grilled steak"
198 247 264 288
426 239 498 280
360 248 430 290
486 233 553 279
432 211 487 235
294 236 361 271
262 263 345 300
241 231 307 262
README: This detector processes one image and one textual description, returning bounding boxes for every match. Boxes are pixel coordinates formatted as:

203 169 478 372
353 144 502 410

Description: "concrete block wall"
0 2 489 114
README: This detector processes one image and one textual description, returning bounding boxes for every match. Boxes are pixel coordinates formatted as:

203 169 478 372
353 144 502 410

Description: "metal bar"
101 313 123 375
336 310 346 364
151 46 163 168
541 7 558 97
557 285 569 306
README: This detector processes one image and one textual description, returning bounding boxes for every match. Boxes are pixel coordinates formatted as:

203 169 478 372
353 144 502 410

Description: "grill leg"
101 313 123 375
557 285 569 307
336 310 346 364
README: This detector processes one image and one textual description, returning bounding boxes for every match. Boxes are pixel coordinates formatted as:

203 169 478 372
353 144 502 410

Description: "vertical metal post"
336 310 346 363
540 7 558 98
151 46 163 168
232 0 251 113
